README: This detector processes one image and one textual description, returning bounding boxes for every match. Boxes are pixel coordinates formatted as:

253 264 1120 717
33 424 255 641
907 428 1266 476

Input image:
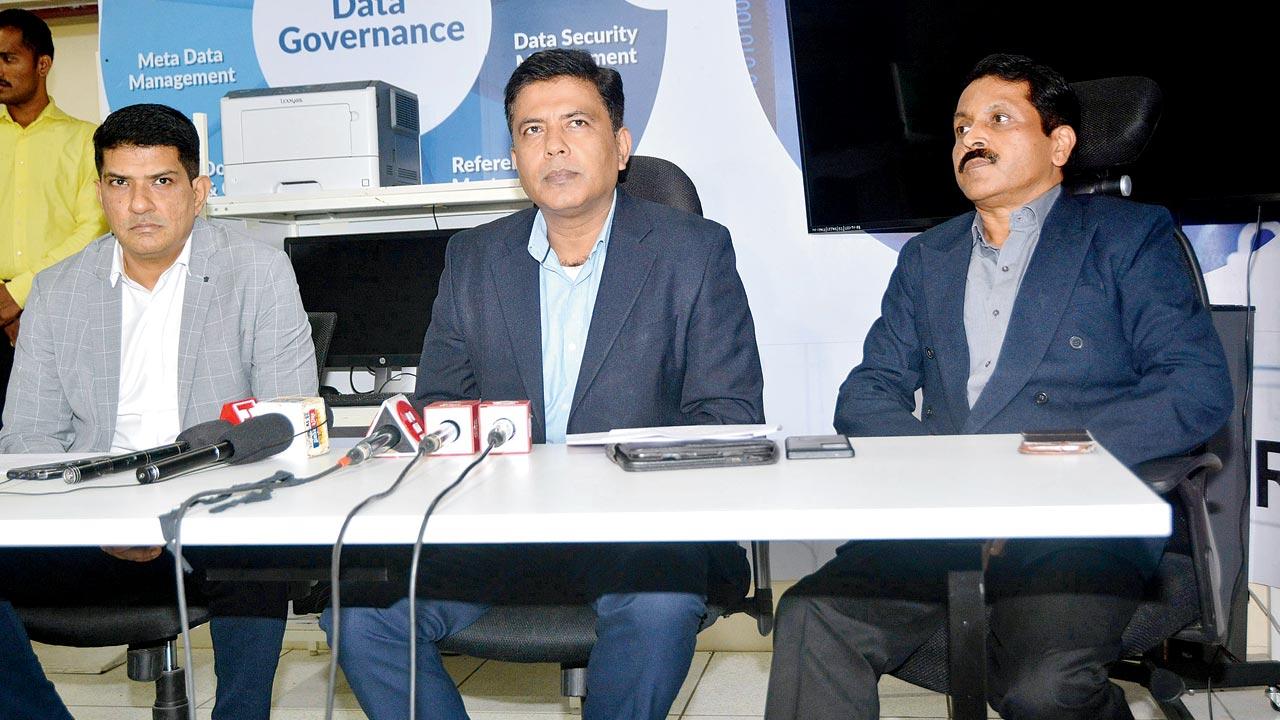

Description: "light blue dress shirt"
530 192 618 444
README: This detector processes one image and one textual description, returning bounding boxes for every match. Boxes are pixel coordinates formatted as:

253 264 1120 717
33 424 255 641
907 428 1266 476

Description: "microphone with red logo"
341 394 460 467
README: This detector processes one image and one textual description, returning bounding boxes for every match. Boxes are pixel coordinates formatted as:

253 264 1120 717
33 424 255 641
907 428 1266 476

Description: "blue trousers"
322 591 706 720
0 601 73 720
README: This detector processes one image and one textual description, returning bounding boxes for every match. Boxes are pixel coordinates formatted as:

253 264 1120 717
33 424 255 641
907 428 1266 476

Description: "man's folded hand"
101 545 163 562
0 285 20 325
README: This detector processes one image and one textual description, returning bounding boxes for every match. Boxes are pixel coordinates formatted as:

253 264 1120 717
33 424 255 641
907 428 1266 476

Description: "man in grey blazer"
0 103 317 720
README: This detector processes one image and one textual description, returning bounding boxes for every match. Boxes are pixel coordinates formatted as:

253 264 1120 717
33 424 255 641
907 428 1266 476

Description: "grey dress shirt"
963 185 1061 407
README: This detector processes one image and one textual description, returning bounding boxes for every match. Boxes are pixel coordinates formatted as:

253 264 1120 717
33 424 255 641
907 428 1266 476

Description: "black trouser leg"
985 546 1144 720
765 541 964 720
765 540 1148 720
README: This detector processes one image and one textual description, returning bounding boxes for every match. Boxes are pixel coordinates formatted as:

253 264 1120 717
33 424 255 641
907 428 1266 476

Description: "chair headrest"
617 155 704 217
1069 76 1163 170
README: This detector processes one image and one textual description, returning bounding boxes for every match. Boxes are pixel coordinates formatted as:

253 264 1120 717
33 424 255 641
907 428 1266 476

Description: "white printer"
221 80 420 196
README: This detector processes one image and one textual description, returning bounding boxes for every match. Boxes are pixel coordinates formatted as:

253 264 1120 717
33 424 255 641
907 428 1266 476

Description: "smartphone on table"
1018 430 1095 455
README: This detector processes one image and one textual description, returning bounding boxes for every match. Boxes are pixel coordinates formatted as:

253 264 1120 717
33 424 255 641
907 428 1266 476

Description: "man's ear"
1050 124 1077 168
192 174 212 214
614 126 633 171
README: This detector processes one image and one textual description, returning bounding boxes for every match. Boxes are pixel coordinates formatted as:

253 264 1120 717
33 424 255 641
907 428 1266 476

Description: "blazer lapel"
920 218 975 430
966 196 1091 431
490 212 546 428
571 192 657 416
177 220 216 421
88 242 122 448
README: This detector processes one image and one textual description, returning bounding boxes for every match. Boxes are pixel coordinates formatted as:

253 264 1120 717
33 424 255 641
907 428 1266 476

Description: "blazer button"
1034 391 1049 405
924 406 934 418
925 347 935 359
1069 336 1084 350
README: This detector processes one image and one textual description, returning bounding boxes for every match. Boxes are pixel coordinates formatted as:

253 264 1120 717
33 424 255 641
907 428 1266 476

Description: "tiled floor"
45 646 1280 719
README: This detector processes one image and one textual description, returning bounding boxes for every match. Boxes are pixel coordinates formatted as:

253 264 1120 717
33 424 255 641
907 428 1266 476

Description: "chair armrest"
1135 452 1227 643
1133 453 1221 496
749 541 774 636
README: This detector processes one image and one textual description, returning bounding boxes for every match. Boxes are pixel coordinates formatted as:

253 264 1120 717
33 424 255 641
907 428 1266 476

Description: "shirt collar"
528 190 619 272
111 232 194 289
1 97 71 128
971 184 1062 248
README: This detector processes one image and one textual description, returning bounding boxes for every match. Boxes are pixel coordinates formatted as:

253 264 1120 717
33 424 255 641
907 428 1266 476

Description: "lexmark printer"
221 80 420 196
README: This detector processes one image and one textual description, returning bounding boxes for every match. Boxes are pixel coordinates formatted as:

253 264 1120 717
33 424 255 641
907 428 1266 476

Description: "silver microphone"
421 421 462 454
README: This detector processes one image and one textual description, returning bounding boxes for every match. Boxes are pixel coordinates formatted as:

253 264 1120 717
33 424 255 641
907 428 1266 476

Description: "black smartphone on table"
784 435 855 459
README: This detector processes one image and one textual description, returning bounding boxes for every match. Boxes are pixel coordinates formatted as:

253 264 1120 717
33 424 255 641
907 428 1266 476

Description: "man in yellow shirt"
0 8 107 422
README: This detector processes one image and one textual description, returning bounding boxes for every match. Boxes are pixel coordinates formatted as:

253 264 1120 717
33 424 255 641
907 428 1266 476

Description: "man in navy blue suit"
323 49 764 720
765 54 1232 720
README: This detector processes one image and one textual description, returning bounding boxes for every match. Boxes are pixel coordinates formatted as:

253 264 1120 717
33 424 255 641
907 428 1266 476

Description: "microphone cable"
408 419 515 720
323 418 490 719
161 419 335 720
324 443 431 720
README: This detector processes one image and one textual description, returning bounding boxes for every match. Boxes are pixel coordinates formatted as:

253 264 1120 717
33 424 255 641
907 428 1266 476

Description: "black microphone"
486 418 517 448
343 419 462 468
61 420 234 484
342 424 403 467
135 414 295 484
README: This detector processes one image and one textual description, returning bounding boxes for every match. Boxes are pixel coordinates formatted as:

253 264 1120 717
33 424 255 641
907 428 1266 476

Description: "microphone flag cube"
423 400 481 455
479 400 532 454
249 396 330 460
364 393 428 457
220 397 257 425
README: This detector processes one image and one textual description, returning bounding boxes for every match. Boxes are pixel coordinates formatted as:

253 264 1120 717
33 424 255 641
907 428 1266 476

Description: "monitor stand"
371 367 394 393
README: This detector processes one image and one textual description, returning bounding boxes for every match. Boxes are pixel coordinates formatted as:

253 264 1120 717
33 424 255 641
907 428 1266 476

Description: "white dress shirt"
109 236 191 453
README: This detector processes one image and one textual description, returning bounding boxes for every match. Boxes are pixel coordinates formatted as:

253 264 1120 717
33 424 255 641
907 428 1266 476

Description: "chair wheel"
1266 685 1280 712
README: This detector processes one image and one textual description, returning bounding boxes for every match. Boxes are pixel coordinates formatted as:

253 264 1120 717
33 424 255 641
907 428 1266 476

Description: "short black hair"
964 53 1079 136
93 104 201 181
0 8 54 60
504 49 624 133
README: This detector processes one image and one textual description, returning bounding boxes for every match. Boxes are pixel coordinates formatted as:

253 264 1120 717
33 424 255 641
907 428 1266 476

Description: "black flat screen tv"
285 230 453 368
786 0 1279 232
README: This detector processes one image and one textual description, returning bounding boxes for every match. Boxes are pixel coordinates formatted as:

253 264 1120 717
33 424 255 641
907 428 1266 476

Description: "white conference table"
0 433 1167 546
0 434 1168 720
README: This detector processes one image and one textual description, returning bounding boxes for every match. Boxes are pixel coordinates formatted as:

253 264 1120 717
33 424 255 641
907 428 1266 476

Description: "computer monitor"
785 0 1280 232
285 229 454 369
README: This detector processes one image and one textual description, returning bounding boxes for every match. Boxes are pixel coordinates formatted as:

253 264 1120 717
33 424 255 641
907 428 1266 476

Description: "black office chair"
436 155 773 699
16 603 211 719
10 319 339 720
307 310 338 380
887 77 1254 719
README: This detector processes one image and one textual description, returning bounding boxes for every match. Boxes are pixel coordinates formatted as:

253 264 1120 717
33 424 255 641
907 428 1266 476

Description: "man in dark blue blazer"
323 49 764 720
766 55 1232 720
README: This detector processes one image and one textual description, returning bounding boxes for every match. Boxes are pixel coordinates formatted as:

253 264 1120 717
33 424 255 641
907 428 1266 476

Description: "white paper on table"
565 424 780 446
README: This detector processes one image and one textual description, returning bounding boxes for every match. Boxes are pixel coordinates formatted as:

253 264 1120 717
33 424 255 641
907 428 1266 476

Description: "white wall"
45 16 100 123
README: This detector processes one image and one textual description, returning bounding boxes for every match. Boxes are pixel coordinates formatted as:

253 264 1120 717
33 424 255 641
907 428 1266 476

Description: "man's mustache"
958 148 998 173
